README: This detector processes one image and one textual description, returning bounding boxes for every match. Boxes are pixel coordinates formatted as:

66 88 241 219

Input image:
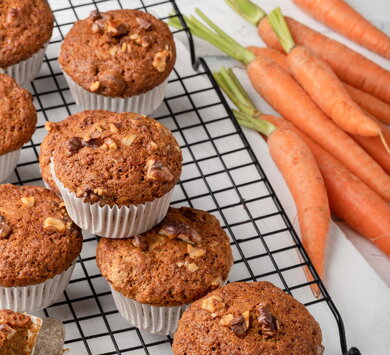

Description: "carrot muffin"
0 184 82 311
0 74 37 182
48 110 182 238
59 9 176 113
0 0 54 85
96 207 233 334
173 282 323 355
0 310 42 355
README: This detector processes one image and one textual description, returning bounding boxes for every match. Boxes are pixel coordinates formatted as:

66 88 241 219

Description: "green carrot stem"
234 110 276 136
267 7 296 53
168 8 255 65
224 0 266 26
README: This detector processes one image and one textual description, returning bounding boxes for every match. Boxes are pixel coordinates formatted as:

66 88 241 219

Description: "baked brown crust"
59 9 176 97
0 74 37 155
96 207 233 306
50 110 182 206
173 282 323 355
0 0 54 68
0 184 82 287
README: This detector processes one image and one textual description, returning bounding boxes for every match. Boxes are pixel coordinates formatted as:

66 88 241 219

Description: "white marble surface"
174 0 390 354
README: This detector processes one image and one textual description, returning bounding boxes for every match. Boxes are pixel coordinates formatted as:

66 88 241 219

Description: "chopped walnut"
132 235 148 251
230 315 248 336
90 81 100 92
130 33 139 40
105 139 118 150
176 260 199 272
121 134 137 146
257 303 279 338
220 313 234 326
242 310 250 328
201 295 225 313
21 196 35 207
145 159 174 182
109 123 119 133
93 188 106 196
187 244 206 258
110 46 118 56
92 20 105 34
174 145 181 153
159 221 201 245
0 324 16 340
82 189 100 203
153 50 170 72
65 137 84 156
59 202 66 208
83 137 104 148
211 277 223 286
106 19 128 37
316 345 325 355
44 121 55 131
0 215 12 240
43 217 66 232
149 141 158 150
89 10 102 21
136 17 152 30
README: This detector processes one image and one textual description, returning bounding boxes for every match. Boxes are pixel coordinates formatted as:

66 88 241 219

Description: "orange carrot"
267 9 382 138
264 115 390 256
293 0 390 59
268 128 330 278
345 84 390 125
246 46 289 71
258 17 390 104
168 9 390 201
247 55 390 201
225 0 390 104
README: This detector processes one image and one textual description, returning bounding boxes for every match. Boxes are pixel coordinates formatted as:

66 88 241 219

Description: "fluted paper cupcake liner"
50 162 174 238
0 260 76 312
0 149 20 182
63 71 168 115
110 286 187 335
0 45 48 87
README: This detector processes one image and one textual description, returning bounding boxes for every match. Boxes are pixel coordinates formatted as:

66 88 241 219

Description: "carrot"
264 115 390 257
267 8 383 139
293 0 390 59
214 67 329 295
168 8 390 201
246 46 289 71
344 84 390 125
226 0 390 104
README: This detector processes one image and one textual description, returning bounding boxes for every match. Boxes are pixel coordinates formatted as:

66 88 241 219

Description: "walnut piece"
242 310 250 328
187 244 206 258
43 217 66 232
21 196 35 207
230 315 248 336
201 295 224 313
257 303 279 338
90 81 100 92
158 221 201 245
220 313 234 326
65 137 84 156
121 134 137 146
132 235 148 251
0 215 12 240
0 324 16 340
106 19 128 37
211 277 223 286
109 123 119 133
93 188 106 196
176 260 199 272
316 345 325 355
153 50 170 72
136 17 152 30
145 159 174 182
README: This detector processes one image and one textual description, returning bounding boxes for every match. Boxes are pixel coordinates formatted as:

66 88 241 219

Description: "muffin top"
96 207 233 307
50 110 182 206
0 184 83 287
59 9 176 98
0 74 37 155
0 0 54 68
173 282 323 355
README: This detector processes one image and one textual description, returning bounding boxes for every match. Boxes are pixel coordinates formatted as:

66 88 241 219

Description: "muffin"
96 207 233 334
0 309 42 355
0 184 83 311
0 74 37 182
173 282 323 355
59 9 176 114
0 0 54 86
47 110 182 238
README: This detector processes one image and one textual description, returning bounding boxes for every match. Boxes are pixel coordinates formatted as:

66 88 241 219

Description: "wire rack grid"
3 0 360 354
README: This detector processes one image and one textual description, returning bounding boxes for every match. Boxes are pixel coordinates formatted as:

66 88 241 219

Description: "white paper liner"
50 162 174 238
63 71 168 115
110 286 187 335
0 260 76 312
0 45 47 87
0 149 20 182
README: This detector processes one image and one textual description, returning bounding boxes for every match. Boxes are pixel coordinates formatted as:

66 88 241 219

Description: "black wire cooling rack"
4 0 361 354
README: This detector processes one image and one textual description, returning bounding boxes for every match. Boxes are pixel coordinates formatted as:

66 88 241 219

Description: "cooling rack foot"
347 347 361 355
